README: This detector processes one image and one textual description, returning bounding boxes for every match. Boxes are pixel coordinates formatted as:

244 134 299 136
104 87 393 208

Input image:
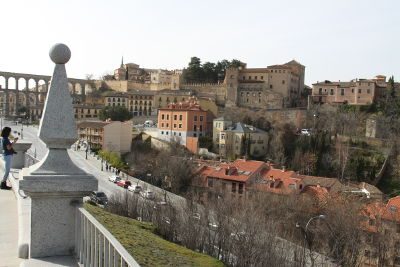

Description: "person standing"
1 127 18 190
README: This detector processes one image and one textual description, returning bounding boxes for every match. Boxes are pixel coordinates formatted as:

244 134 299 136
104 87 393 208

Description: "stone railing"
75 207 140 267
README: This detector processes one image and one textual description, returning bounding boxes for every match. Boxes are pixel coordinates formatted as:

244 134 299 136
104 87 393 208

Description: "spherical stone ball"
49 43 71 64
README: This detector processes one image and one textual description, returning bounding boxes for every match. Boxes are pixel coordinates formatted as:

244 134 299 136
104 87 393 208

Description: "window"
199 125 203 131
341 89 344 96
367 89 371 94
173 124 177 128
238 184 244 194
200 116 203 121
242 76 245 80
167 114 169 120
173 132 176 136
270 85 273 89
161 123 164 127
255 76 258 80
161 131 164 135
194 115 197 121
179 124 182 128
282 80 285 84
249 76 251 80
232 182 237 193
166 131 169 135
261 76 263 80
178 132 181 136
194 125 197 131
330 89 334 95
351 88 354 93
194 133 197 137
179 115 182 120
174 115 177 120
166 123 169 127
358 89 362 94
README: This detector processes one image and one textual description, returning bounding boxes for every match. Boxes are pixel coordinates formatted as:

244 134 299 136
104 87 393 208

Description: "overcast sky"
1 0 399 85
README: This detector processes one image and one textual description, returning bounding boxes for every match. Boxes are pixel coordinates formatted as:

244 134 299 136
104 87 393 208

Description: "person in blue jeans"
1 127 18 190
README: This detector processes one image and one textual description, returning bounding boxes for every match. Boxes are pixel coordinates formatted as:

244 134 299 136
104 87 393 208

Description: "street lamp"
101 158 104 171
85 146 88 160
296 214 326 267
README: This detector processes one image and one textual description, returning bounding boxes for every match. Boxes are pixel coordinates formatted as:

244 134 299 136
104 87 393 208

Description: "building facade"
224 60 306 108
311 76 387 105
218 122 269 159
157 100 211 152
77 120 133 154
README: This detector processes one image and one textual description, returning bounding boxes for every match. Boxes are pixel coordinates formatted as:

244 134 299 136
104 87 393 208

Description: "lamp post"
85 146 88 160
101 158 104 171
296 214 326 267
21 122 24 139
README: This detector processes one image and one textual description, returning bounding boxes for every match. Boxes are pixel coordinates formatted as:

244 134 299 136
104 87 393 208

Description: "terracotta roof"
198 159 266 183
382 196 400 222
254 168 300 195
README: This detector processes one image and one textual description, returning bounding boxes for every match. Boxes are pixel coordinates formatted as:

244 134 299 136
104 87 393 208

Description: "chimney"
361 182 366 189
282 166 286 172
225 167 230 175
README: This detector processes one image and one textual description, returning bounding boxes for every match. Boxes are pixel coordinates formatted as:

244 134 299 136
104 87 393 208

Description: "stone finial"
49 43 71 64
32 43 85 174
38 43 77 149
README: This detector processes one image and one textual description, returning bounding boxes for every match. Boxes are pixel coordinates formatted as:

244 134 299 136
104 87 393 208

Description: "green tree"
99 106 131 122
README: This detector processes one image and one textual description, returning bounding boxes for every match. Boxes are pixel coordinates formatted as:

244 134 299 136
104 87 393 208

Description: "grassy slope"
85 204 224 267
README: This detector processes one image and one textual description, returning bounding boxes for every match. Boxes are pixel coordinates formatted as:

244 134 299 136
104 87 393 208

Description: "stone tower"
224 67 240 107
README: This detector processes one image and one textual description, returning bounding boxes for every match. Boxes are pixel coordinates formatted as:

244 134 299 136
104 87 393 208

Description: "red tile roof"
197 159 266 183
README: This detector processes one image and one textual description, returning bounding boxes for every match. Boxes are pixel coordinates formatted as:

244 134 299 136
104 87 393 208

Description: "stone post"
19 43 98 259
12 141 32 169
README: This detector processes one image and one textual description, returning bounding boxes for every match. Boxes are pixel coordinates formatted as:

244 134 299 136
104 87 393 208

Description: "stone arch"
28 78 37 91
29 93 36 106
0 76 5 89
8 91 16 114
8 77 16 90
19 93 27 106
74 83 83 95
18 77 27 90
38 79 47 92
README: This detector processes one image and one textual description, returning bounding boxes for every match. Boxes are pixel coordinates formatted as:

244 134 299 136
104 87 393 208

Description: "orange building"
157 99 212 153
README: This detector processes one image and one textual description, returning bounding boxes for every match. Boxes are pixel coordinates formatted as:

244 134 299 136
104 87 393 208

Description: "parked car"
301 129 311 136
116 180 132 189
144 120 154 127
89 191 108 206
128 185 142 193
108 175 121 183
142 190 155 199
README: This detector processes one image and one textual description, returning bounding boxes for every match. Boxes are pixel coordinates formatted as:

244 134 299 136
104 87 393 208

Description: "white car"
301 129 311 136
128 185 142 193
142 190 155 199
108 175 121 183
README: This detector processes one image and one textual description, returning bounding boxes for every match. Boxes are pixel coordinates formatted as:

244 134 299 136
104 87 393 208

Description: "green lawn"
85 204 224 267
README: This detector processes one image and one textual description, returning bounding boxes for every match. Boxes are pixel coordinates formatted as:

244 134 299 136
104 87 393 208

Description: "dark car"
90 191 108 205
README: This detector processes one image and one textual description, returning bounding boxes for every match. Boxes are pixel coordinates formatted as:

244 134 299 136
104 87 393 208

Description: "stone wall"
180 83 227 105
220 107 307 128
